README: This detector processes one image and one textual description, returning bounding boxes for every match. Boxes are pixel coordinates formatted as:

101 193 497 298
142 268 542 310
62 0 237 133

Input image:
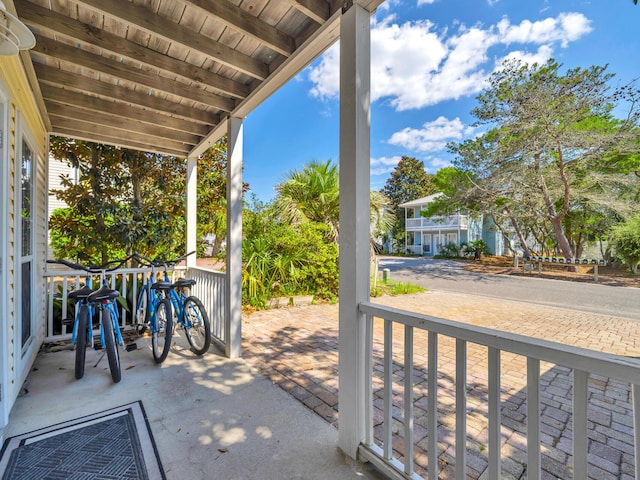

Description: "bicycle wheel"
74 305 89 380
183 296 211 355
152 298 173 364
102 309 122 383
136 287 149 334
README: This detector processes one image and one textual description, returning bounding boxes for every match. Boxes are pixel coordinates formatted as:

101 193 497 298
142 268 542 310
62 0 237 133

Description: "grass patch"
371 280 425 297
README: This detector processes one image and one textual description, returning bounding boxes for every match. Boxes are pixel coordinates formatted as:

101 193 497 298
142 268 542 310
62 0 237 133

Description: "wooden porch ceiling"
12 0 384 158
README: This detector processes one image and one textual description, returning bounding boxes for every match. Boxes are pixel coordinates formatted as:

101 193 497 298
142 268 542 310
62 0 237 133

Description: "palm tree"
275 159 394 248
275 160 340 241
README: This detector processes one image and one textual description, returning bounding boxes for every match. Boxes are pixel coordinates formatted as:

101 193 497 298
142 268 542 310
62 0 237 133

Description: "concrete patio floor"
2 332 383 480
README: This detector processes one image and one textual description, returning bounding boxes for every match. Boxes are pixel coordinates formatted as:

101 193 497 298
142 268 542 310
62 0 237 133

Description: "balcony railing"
406 214 468 230
44 265 226 349
358 301 640 480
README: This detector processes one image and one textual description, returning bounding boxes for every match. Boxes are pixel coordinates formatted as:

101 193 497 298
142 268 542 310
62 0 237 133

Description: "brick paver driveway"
242 291 640 480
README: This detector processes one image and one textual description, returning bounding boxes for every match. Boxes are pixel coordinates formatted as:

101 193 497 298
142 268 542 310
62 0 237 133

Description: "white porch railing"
406 214 469 230
44 265 226 350
358 301 640 480
185 266 226 349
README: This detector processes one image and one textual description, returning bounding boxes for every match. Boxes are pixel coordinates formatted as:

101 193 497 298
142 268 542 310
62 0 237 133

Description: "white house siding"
0 54 48 432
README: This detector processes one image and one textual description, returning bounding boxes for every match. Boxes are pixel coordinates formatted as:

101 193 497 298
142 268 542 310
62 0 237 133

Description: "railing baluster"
383 318 393 460
527 358 541 480
121 272 127 327
47 277 54 337
573 370 588 479
404 325 414 476
633 384 640 480
456 338 467 480
365 313 374 447
488 347 501 478
428 331 438 480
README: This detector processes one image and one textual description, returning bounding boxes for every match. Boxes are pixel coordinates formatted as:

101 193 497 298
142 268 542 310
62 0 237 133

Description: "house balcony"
406 214 468 231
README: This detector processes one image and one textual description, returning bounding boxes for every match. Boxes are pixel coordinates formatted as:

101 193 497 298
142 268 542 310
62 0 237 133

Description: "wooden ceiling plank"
50 115 192 153
32 35 236 112
75 0 270 80
15 0 249 99
45 101 202 144
52 126 188 157
183 0 294 56
33 62 219 125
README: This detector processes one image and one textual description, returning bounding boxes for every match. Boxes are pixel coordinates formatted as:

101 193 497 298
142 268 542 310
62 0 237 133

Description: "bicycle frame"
71 270 123 348
137 263 162 330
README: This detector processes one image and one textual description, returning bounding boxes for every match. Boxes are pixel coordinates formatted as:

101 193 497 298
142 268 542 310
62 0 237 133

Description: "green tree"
49 139 129 264
275 159 340 241
611 216 640 273
450 58 639 260
381 156 436 251
275 159 393 246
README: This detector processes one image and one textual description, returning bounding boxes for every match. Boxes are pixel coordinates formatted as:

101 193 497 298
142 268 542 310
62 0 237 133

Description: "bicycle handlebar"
47 255 134 274
131 251 195 268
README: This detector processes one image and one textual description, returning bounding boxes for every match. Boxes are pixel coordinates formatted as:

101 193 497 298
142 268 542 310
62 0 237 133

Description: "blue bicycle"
133 254 173 363
47 258 128 383
134 252 210 357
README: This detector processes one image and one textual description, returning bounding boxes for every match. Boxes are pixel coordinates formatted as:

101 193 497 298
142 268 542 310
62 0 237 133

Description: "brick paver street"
242 290 640 480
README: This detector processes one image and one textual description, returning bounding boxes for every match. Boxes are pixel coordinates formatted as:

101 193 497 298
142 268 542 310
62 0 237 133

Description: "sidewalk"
243 291 640 479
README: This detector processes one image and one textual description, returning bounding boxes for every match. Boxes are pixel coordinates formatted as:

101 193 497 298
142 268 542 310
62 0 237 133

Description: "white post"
338 2 370 459
226 117 243 358
186 156 197 267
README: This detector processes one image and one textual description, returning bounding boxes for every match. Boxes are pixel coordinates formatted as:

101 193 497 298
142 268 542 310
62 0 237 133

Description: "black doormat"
0 401 165 480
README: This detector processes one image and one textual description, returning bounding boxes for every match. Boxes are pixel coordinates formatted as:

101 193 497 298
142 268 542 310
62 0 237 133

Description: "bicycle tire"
102 309 122 383
183 296 211 355
152 298 173 364
74 306 89 380
136 286 149 334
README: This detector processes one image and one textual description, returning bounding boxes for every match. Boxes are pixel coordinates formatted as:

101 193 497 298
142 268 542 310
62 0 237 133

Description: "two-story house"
399 193 507 256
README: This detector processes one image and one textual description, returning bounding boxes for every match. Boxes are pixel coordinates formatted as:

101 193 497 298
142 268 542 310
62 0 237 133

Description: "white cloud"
307 12 592 110
371 155 402 176
498 13 592 48
388 116 475 152
417 0 437 5
427 156 453 170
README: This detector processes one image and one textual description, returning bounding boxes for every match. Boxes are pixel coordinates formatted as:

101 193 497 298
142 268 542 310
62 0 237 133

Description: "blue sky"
243 0 639 202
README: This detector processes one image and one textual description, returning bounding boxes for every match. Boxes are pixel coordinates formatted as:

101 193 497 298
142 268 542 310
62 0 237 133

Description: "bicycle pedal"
94 343 103 350
125 343 138 352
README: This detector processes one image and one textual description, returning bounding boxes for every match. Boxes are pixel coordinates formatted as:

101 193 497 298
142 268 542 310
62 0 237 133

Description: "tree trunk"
503 206 531 257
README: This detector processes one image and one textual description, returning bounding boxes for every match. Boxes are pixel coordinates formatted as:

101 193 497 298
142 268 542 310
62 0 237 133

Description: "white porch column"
225 117 243 358
186 156 197 267
338 2 371 459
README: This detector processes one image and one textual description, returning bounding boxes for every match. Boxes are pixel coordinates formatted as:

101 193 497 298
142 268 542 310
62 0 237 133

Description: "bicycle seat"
151 281 173 291
173 279 196 288
68 286 95 301
87 286 120 303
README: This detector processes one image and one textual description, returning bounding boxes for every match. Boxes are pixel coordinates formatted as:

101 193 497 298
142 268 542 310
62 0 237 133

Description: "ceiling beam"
75 0 270 80
49 115 192 155
33 35 236 112
33 63 220 126
39 84 211 136
184 0 295 56
287 0 330 25
52 127 188 158
15 0 249 100
45 102 202 145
